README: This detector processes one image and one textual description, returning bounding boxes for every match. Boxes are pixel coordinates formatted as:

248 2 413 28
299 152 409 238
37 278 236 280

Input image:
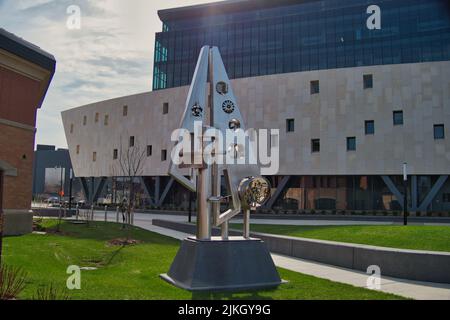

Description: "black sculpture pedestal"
160 237 283 292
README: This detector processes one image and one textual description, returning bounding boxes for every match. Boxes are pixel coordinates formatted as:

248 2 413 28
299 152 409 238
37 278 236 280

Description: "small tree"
116 136 146 233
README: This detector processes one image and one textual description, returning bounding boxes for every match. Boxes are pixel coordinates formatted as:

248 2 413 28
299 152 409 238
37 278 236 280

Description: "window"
310 80 320 94
393 111 404 126
347 137 356 151
129 136 135 147
123 105 128 116
286 119 295 132
113 149 118 160
163 102 169 114
95 113 99 123
76 145 80 155
70 124 74 134
161 149 167 161
363 74 373 89
365 120 375 135
311 139 320 153
83 116 87 126
147 145 153 157
104 115 109 126
93 152 97 162
443 193 450 203
434 124 445 140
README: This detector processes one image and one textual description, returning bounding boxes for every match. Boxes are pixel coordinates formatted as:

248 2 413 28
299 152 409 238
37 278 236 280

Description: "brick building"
0 29 55 235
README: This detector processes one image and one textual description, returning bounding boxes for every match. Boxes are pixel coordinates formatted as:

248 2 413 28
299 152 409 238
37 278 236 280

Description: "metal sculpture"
161 46 283 292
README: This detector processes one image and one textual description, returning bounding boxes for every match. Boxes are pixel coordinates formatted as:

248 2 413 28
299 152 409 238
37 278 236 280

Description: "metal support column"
197 167 211 240
418 176 448 212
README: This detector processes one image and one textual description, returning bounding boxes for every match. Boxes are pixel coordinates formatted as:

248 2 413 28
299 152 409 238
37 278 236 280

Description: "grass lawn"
2 220 405 300
230 224 450 252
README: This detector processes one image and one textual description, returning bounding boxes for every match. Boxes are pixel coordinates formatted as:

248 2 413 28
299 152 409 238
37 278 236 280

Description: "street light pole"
188 191 193 223
403 162 408 226
56 166 64 205
68 169 73 211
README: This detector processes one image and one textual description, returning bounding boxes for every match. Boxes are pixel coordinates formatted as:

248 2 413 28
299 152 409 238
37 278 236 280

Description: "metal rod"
403 163 408 226
243 210 250 239
404 179 408 226
68 169 73 211
197 166 211 240
221 221 229 240
188 191 193 223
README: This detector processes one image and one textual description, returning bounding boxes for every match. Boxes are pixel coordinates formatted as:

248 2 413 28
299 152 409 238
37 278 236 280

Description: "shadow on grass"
38 220 180 246
192 289 275 300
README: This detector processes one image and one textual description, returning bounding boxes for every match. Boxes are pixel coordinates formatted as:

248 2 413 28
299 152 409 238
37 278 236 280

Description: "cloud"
0 0 222 148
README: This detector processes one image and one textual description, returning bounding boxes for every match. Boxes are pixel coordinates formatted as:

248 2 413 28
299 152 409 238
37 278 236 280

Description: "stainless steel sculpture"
161 46 283 292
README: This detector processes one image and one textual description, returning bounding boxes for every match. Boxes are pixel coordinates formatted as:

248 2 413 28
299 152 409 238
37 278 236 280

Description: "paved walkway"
88 210 450 226
88 211 450 300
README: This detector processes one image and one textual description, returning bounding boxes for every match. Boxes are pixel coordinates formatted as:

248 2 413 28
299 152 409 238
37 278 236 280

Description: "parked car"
45 196 60 207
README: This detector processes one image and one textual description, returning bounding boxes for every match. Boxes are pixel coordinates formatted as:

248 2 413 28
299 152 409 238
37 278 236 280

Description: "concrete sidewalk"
88 210 450 226
89 212 450 300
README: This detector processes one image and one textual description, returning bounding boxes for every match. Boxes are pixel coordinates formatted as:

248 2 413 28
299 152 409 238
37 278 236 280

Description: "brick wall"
0 123 35 210
0 65 41 126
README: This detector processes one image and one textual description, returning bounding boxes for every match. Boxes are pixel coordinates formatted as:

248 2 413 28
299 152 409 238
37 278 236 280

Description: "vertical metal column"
243 210 250 239
197 166 211 240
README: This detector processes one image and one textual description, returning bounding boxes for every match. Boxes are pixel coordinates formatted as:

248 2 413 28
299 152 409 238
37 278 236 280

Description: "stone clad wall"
62 61 450 178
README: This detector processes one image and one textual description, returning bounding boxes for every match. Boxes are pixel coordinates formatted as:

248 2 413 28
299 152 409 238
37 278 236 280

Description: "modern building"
0 28 56 235
32 145 83 202
62 0 450 213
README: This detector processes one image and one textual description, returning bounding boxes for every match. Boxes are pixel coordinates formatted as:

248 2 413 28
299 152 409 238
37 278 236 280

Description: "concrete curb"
152 219 450 284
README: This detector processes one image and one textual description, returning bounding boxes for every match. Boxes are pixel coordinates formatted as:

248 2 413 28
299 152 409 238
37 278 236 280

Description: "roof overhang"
158 0 315 22
0 28 56 109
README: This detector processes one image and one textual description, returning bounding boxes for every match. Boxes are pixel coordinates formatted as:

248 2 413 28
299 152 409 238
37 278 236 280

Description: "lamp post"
403 162 408 226
55 166 64 205
68 169 73 211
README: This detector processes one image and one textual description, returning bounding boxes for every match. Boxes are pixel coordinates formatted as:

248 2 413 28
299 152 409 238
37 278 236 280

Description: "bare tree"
116 136 146 231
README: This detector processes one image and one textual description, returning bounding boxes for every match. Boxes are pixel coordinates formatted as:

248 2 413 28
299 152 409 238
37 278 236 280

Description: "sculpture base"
160 237 283 292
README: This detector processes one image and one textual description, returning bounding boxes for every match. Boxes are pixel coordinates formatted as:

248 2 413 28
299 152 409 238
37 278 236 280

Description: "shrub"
33 283 70 301
0 264 27 300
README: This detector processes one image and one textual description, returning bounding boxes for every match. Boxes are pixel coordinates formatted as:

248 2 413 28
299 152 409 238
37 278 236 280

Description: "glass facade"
153 0 450 90
271 176 450 213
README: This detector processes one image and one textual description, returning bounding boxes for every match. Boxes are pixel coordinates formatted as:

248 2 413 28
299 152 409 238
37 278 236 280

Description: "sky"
0 0 223 149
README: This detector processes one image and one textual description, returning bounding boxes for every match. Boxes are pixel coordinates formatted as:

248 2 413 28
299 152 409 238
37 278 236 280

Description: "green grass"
230 224 450 252
2 220 405 300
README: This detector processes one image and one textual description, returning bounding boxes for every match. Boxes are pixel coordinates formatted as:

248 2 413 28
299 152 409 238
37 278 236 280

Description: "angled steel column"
157 178 175 207
140 177 155 206
80 177 90 204
154 177 161 206
418 176 448 212
90 177 95 204
381 176 405 209
264 176 291 209
92 177 107 204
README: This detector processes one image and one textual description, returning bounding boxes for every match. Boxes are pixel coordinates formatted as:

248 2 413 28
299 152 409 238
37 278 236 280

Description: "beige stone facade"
62 61 450 179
